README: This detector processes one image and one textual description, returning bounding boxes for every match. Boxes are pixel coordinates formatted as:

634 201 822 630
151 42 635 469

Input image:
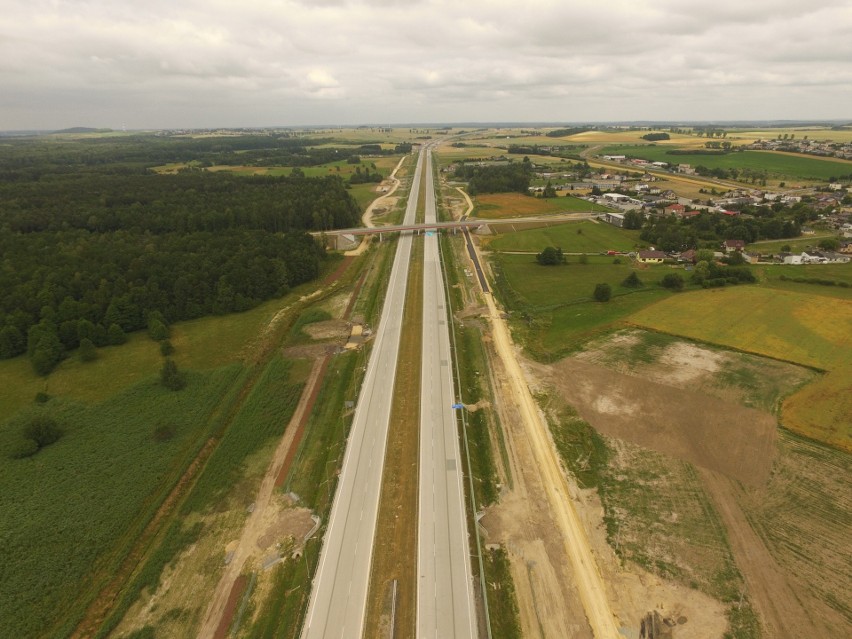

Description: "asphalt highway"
301 149 425 639
417 149 479 639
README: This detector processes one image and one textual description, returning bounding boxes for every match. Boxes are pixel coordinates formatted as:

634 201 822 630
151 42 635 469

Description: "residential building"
637 250 667 263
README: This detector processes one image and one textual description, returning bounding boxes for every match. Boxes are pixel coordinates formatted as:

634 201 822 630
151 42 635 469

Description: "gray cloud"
0 0 849 129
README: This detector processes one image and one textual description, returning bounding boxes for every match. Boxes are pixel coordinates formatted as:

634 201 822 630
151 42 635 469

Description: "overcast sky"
2 0 850 130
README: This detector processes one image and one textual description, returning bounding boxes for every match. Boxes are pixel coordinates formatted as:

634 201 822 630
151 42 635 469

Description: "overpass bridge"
312 212 600 239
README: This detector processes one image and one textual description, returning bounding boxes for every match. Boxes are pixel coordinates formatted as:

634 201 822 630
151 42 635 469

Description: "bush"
536 246 565 265
78 338 97 362
107 323 127 346
593 283 612 302
621 272 644 288
34 392 51 404
661 272 685 290
25 415 63 448
160 359 186 391
160 340 175 356
147 319 169 342
702 277 728 288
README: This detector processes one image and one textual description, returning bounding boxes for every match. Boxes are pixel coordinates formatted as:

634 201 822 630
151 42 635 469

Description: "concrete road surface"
301 149 425 639
417 149 479 638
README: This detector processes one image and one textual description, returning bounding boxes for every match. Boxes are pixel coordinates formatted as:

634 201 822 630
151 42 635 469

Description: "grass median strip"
364 238 423 638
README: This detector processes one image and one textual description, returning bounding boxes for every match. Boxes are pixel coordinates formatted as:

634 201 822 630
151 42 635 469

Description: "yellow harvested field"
629 287 852 448
783 368 852 451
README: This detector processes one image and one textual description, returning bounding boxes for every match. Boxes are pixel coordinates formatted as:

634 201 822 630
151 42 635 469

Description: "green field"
492 253 675 359
486 220 644 253
756 262 852 299
748 235 841 255
630 287 851 370
629 286 852 448
599 145 852 181
0 366 243 638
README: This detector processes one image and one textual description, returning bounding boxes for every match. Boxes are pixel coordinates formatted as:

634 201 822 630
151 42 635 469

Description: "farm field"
0 365 244 638
485 220 643 252
473 192 609 219
732 128 852 144
434 144 505 164
629 287 851 371
629 286 852 448
739 429 852 631
599 145 852 181
300 127 435 144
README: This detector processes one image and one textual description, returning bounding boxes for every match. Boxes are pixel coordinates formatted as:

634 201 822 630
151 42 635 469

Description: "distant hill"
52 127 113 134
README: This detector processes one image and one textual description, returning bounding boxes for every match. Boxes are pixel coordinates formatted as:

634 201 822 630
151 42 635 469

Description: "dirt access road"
476 280 620 636
344 155 407 256
197 356 328 638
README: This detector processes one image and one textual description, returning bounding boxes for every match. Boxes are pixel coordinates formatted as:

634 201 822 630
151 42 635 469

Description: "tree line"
2 172 360 233
0 229 324 371
0 135 363 374
453 159 532 195
638 210 801 251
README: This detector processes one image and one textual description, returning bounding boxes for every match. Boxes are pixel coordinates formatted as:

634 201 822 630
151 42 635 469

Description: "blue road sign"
452 403 464 409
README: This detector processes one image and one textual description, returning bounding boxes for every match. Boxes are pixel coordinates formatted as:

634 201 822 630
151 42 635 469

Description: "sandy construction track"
479 288 621 638
344 155 407 256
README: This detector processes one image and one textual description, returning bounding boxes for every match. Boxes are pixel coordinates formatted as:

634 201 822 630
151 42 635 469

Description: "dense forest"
0 134 369 374
0 134 411 174
453 159 533 194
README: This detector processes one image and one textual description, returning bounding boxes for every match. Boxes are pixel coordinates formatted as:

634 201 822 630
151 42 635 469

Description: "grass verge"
482 547 523 639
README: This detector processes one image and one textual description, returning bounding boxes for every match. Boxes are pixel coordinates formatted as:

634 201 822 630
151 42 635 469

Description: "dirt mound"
256 506 315 551
303 319 350 341
536 358 777 487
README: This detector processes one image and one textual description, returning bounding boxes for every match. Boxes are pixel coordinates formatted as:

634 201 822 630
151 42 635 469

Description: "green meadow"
485 220 645 253
599 145 852 180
